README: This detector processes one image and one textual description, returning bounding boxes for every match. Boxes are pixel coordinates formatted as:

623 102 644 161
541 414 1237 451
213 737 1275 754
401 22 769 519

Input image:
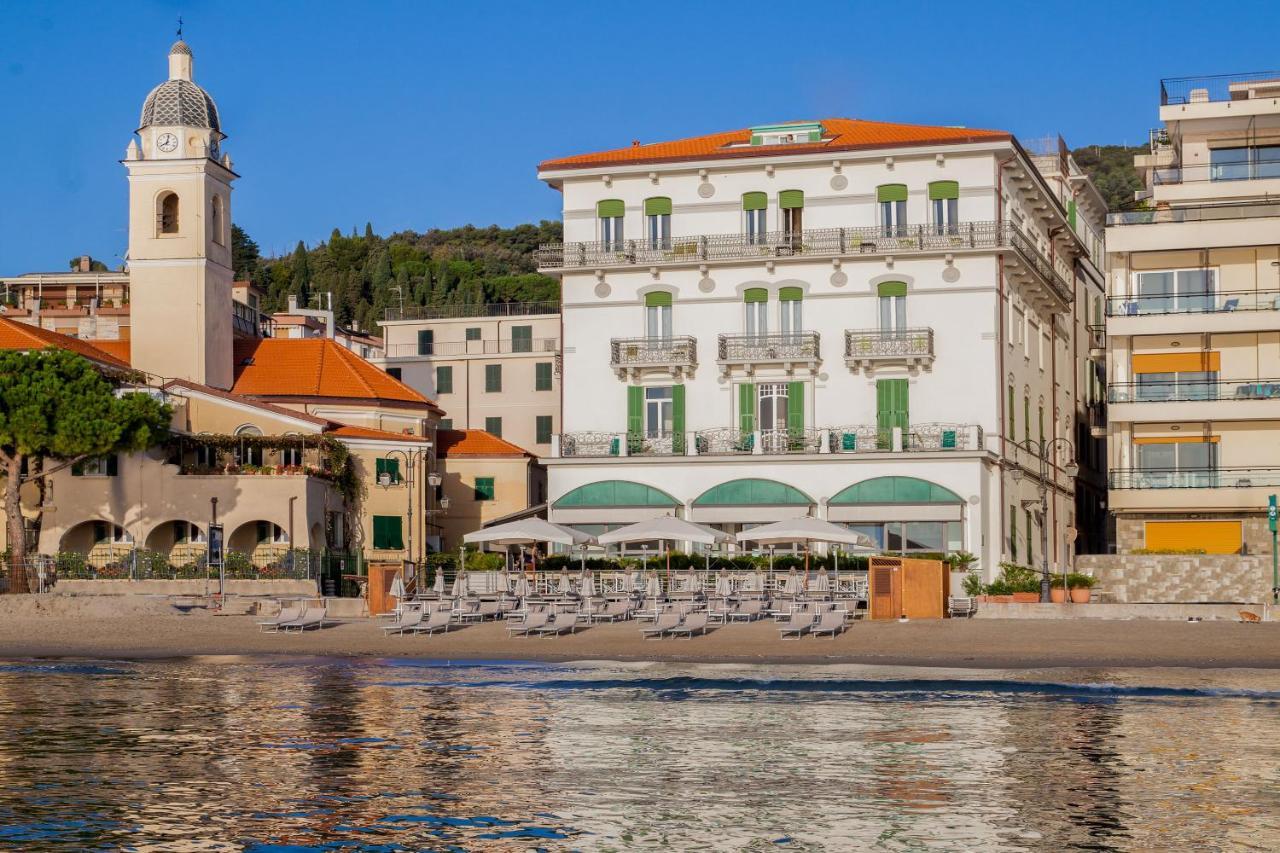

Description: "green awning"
877 281 907 298
553 480 680 509
877 184 908 203
693 478 813 507
779 190 804 209
597 199 624 218
830 476 963 505
928 180 959 201
644 197 672 216
743 287 768 303
742 192 767 211
779 286 803 302
644 291 672 308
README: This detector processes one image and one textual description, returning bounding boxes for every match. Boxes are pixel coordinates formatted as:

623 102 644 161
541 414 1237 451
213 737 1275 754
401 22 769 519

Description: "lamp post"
380 448 429 572
1011 438 1079 603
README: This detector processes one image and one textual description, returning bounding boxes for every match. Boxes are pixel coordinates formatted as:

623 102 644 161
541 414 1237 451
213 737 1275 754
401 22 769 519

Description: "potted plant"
1066 572 1097 603
1049 573 1067 604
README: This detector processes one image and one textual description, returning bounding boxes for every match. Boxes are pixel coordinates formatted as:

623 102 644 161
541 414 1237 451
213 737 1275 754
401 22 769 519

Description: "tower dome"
137 41 222 135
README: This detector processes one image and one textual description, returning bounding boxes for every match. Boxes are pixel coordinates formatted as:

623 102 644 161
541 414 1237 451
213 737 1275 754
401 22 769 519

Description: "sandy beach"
0 596 1277 668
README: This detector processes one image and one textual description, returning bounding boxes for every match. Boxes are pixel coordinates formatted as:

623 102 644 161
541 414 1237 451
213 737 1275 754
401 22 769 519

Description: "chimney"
78 255 91 273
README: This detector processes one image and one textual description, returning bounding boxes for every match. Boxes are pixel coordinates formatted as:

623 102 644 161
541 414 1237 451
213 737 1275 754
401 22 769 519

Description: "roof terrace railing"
1108 378 1280 404
1106 289 1280 316
1160 71 1280 106
1111 467 1280 490
1106 201 1280 226
383 301 560 322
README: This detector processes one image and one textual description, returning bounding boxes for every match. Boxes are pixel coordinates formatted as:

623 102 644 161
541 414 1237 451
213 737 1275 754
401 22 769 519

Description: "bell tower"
123 40 237 389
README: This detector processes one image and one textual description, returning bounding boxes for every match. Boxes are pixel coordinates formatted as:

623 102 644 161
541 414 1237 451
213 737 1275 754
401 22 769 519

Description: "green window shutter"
779 190 804 209
1008 386 1016 436
465 327 481 341
1039 406 1045 444
485 364 502 392
627 386 643 441
484 416 502 438
597 199 624 218
511 325 532 353
1068 199 1078 229
417 329 433 355
644 197 672 216
373 515 403 550
535 415 552 444
1026 509 1034 564
371 515 383 546
671 384 686 453
644 291 672 308
436 365 453 394
877 184 908 203
743 287 768 304
535 362 553 391
876 379 909 445
778 286 803 302
877 281 907 298
375 458 401 484
1009 506 1018 561
928 180 959 201
786 381 804 436
1023 396 1031 443
742 191 767 211
738 383 756 433
474 477 495 501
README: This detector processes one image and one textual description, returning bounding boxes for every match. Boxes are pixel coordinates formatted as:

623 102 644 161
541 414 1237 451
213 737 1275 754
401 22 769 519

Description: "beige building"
434 429 546 550
1105 70 1280 555
374 303 561 453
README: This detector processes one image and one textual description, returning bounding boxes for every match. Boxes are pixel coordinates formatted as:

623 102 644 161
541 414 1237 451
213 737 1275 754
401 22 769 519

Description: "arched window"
211 195 225 246
157 192 179 235
235 425 263 467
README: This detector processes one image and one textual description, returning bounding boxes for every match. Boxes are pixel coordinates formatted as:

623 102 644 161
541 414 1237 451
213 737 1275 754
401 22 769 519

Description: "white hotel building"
536 119 1106 577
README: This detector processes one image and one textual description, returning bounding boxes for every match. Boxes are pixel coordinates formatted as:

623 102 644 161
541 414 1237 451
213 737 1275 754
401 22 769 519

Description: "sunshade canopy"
736 517 876 548
597 516 731 546
464 518 595 547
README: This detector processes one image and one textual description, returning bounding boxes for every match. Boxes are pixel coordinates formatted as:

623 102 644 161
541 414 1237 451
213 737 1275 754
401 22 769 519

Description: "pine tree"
289 241 311 305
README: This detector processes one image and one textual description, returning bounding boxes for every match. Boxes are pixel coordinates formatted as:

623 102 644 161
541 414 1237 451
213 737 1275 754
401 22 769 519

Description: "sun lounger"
257 603 302 632
280 605 327 632
535 610 581 637
412 607 456 636
383 606 424 635
634 598 662 622
641 610 683 639
592 598 634 623
811 610 847 638
667 611 710 638
729 599 765 622
506 607 550 637
778 610 814 639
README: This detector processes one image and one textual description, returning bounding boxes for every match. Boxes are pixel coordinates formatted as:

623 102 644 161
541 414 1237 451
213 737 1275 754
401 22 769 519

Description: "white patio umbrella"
581 570 597 598
736 516 876 576
432 570 445 595
598 516 731 574
556 571 574 596
644 573 663 599
811 569 831 594
512 574 531 598
464 518 595 548
625 570 641 593
450 571 467 598
715 571 733 597
389 572 405 602
680 570 699 593
782 569 802 596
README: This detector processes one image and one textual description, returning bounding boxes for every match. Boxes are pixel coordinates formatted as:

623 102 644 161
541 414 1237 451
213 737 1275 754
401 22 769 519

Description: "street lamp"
1010 437 1079 603
381 448 429 569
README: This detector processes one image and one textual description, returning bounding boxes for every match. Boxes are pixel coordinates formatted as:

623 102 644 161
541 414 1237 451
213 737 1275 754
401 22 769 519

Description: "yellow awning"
1144 520 1241 554
1132 351 1220 373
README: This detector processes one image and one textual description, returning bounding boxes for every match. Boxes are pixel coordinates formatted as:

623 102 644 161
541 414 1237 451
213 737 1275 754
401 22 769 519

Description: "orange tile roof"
90 339 132 364
539 118 1010 171
329 424 429 443
160 378 334 427
231 338 438 410
0 317 131 369
437 429 533 458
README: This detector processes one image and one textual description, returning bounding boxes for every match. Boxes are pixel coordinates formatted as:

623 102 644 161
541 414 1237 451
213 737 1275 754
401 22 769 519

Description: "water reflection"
0 659 1277 850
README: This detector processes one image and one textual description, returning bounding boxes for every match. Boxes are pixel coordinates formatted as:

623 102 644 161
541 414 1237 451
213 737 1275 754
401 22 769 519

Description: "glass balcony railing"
1111 467 1280 489
1109 379 1280 404
1106 290 1280 316
1106 201 1280 226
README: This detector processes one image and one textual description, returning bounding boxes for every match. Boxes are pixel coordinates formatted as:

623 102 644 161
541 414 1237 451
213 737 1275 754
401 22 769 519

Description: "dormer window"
748 122 825 147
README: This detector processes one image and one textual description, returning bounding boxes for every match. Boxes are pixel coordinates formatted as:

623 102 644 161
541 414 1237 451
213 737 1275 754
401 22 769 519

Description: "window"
645 197 671 250
779 287 803 338
536 415 553 444
436 365 453 394
1011 307 1026 348
1025 509 1035 565
1023 394 1031 445
157 192 179 235
851 521 963 553
598 199 624 250
211 195 225 245
1137 440 1217 489
511 325 532 353
235 425 263 467
535 362 553 391
438 418 453 430
645 292 672 339
465 327 482 341
375 457 402 485
1134 269 1216 314
1133 351 1220 402
1210 145 1280 181
877 185 907 236
1008 385 1016 437
876 379 908 449
417 329 434 355
175 521 203 543
372 515 404 550
74 455 119 477
758 383 791 432
1009 505 1018 561
386 367 402 381
928 181 959 234
645 386 674 437
743 192 767 244
744 288 768 336
485 364 502 392
484 416 502 437
281 436 303 467
474 477 496 501
877 282 907 333
779 190 803 235
194 442 216 468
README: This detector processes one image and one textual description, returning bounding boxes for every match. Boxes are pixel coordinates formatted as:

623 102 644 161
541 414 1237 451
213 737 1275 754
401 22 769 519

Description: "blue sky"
2 0 1277 272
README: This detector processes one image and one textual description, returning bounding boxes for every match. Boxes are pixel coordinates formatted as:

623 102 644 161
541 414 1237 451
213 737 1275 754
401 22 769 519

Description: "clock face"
157 133 178 153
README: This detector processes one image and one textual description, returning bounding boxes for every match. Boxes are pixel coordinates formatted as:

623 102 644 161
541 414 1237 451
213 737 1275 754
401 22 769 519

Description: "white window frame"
745 208 767 244
645 304 672 339
1130 267 1219 313
644 386 674 438
745 299 769 337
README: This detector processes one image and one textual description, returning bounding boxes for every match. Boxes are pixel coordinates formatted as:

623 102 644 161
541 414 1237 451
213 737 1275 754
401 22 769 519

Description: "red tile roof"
330 424 429 443
89 339 132 364
539 118 1010 171
0 317 131 369
436 429 533 458
231 338 438 410
160 378 333 427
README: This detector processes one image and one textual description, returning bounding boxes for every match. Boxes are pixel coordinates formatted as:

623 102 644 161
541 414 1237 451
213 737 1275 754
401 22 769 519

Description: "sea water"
0 658 1277 851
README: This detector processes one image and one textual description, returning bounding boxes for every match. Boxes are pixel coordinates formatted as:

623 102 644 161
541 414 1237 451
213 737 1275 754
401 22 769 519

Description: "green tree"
67 257 108 272
288 240 311 306
231 224 262 283
1072 144 1146 211
0 350 171 593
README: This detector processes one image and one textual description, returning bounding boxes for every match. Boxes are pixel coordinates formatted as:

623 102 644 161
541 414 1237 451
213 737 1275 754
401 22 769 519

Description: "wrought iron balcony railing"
1110 467 1280 489
828 423 983 453
553 423 982 458
385 337 559 358
610 336 697 375
1109 378 1280 404
844 328 934 372
717 332 820 365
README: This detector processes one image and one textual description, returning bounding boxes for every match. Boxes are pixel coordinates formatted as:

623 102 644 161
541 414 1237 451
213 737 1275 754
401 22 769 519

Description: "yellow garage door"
1144 520 1242 554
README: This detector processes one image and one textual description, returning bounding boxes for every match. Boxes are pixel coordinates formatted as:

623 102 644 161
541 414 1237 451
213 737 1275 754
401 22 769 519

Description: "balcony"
844 328 934 375
1110 466 1280 512
1161 71 1280 106
828 423 983 453
383 301 559 322
1153 159 1280 187
717 332 820 376
384 337 559 358
1107 289 1280 336
1112 467 1280 489
1108 378 1280 422
610 336 697 380
1087 324 1105 360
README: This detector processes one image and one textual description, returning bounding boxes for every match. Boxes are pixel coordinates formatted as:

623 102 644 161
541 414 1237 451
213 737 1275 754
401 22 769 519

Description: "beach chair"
280 604 327 632
668 611 710 639
535 610 581 637
811 610 847 638
778 610 814 639
729 598 764 622
257 602 302 632
593 598 633 623
641 610 683 639
467 599 501 622
634 598 662 622
383 606 424 635
413 608 456 636
506 607 550 637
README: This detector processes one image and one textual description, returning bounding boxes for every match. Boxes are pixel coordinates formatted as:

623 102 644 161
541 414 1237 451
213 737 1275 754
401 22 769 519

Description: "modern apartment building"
537 119 1107 577
374 303 561 453
1104 71 1280 555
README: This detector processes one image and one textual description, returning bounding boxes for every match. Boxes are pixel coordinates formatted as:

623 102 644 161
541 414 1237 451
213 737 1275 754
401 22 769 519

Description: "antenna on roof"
176 15 183 38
